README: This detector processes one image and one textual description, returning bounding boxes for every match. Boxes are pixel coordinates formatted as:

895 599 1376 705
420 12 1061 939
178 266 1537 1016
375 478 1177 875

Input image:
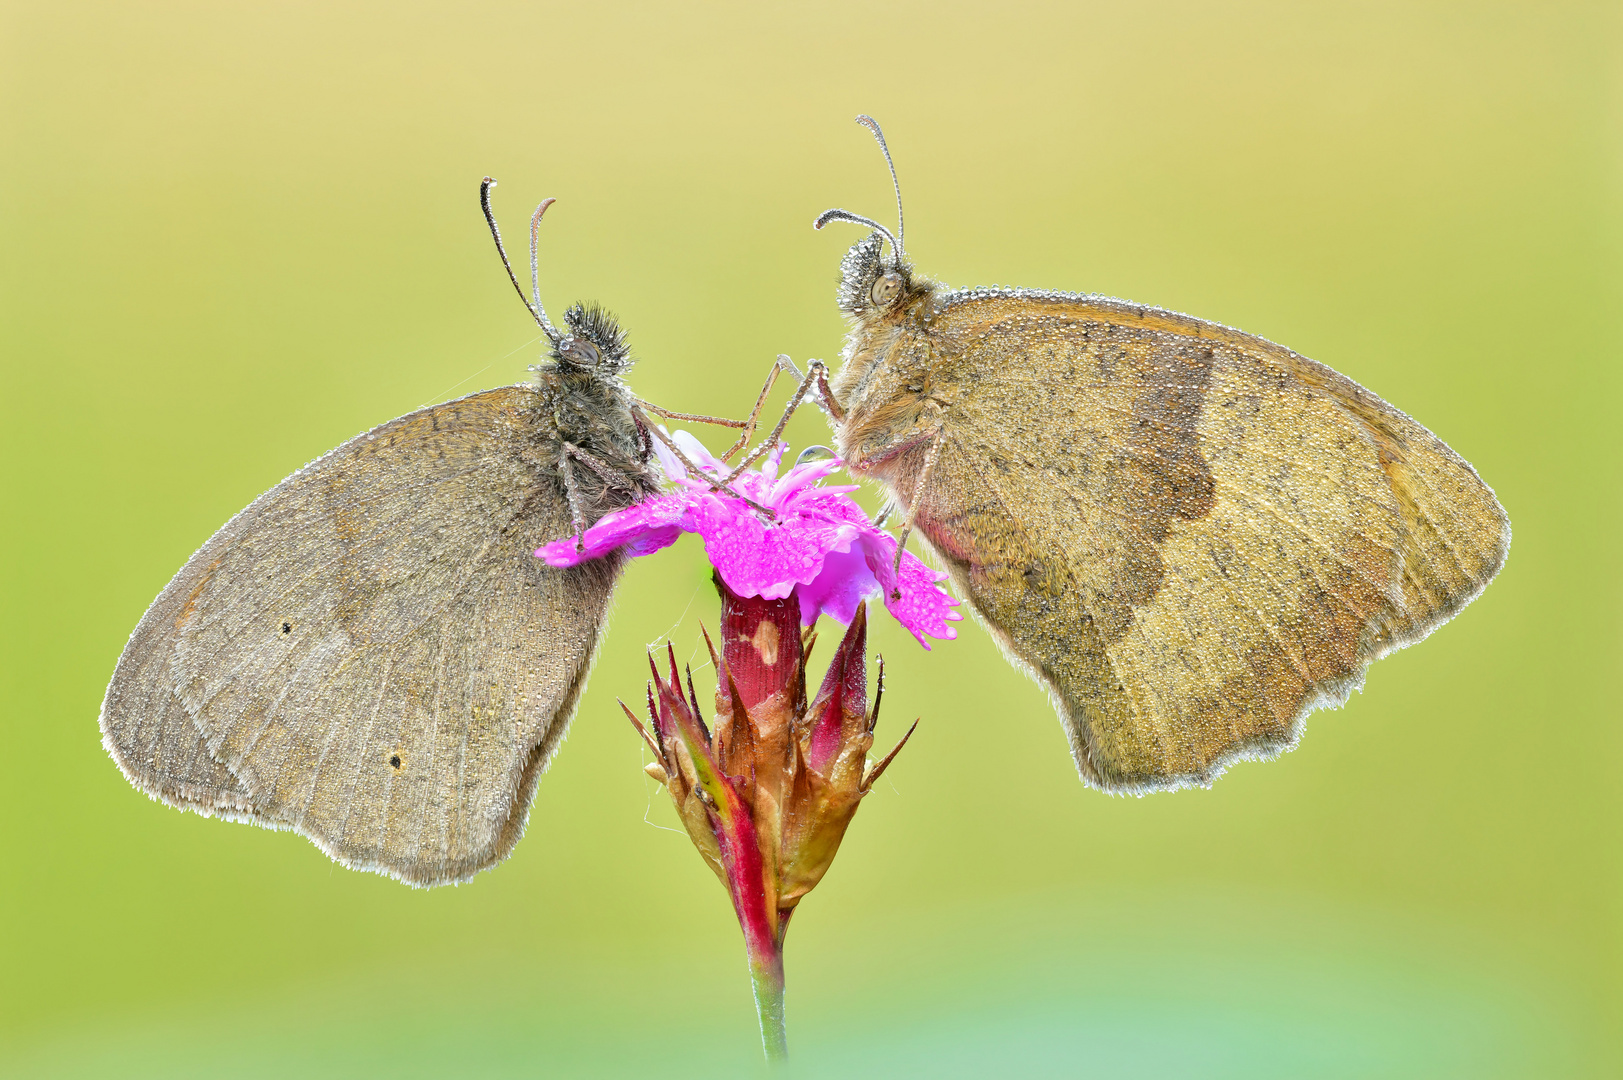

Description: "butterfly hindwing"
855 292 1509 792
101 385 623 884
101 595 271 824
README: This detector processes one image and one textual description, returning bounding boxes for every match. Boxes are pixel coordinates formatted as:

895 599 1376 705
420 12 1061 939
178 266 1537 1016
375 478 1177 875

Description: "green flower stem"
748 941 788 1062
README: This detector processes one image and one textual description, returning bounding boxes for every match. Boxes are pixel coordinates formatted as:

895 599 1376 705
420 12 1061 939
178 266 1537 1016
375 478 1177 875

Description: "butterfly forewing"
101 385 623 885
850 292 1509 792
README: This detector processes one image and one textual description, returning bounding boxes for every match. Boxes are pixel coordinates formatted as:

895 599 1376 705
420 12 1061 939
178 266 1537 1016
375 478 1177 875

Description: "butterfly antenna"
526 197 564 342
812 208 901 263
480 177 561 343
854 114 904 258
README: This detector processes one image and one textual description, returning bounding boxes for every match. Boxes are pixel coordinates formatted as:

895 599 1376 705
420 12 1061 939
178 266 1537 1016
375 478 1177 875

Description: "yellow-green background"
2 2 1617 1076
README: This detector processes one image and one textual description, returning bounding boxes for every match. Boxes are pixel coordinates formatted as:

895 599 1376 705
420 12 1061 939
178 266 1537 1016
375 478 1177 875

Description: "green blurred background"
2 1 1618 1076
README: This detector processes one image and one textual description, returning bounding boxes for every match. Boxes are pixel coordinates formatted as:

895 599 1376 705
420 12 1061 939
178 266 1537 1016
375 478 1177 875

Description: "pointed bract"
628 586 918 947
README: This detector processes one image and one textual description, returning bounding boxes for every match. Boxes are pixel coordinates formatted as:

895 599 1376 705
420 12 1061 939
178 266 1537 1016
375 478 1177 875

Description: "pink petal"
672 429 727 479
536 495 691 566
650 433 687 483
690 498 859 601
767 459 848 506
858 532 963 648
759 442 784 482
794 544 878 627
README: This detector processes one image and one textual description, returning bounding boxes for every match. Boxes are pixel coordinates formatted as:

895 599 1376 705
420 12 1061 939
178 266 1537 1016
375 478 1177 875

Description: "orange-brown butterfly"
810 116 1510 794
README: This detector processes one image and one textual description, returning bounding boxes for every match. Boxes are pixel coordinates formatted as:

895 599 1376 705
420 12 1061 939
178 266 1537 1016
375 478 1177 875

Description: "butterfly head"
552 303 632 374
833 230 918 319
818 115 925 322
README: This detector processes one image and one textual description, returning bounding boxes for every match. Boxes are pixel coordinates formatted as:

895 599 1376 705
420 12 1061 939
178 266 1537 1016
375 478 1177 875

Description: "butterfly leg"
557 446 591 553
715 360 826 487
633 414 777 518
560 440 653 548
645 356 834 484
563 441 625 486
888 428 946 599
775 355 845 423
632 411 653 460
815 364 845 423
635 354 787 463
709 359 786 461
637 401 751 431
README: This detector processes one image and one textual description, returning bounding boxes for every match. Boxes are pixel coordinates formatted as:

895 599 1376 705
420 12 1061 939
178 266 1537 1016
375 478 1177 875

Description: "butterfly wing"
101 583 272 824
854 292 1509 793
101 385 624 884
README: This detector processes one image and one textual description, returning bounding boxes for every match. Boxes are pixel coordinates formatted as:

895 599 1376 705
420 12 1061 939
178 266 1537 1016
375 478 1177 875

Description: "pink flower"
537 431 961 647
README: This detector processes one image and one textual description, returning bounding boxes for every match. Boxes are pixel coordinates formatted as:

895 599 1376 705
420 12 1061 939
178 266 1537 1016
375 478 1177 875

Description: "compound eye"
560 338 599 364
869 272 903 307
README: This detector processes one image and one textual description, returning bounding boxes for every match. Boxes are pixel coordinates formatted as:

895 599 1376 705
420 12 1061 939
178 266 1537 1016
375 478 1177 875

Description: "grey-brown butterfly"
100 179 763 886
811 117 1510 795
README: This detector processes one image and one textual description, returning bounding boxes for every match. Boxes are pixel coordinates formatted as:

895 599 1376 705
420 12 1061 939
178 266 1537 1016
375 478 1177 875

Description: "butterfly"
99 179 769 885
811 116 1511 794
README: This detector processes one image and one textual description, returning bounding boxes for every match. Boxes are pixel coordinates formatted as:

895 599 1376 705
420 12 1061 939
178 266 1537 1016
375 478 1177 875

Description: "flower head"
538 431 960 647
625 577 916 1060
